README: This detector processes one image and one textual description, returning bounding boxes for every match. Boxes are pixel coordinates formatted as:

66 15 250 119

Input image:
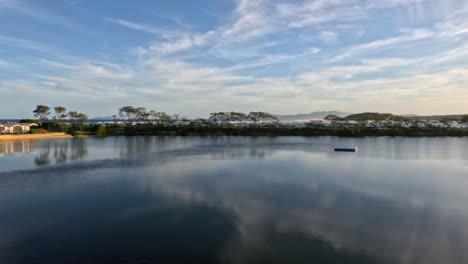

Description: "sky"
0 0 468 118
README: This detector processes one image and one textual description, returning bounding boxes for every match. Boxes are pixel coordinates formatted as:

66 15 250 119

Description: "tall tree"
119 106 137 122
76 113 88 125
171 114 180 123
135 107 150 122
229 112 248 122
149 110 159 123
179 116 189 125
53 106 67 123
157 112 173 126
68 111 88 125
209 112 230 123
248 112 278 123
33 105 51 120
68 111 78 124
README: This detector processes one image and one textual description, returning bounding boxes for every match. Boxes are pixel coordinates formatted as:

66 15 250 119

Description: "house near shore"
0 123 39 134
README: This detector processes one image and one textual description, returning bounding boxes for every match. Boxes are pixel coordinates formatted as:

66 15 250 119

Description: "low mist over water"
1 136 468 264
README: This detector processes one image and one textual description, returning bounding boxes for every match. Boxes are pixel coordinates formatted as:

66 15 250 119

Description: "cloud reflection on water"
0 137 468 263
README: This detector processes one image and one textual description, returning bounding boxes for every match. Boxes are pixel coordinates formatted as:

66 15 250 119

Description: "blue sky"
0 0 467 118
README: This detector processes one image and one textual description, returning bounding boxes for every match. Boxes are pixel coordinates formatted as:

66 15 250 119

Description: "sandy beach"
0 133 73 142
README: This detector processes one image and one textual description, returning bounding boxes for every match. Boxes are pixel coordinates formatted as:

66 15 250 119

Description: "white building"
0 123 38 134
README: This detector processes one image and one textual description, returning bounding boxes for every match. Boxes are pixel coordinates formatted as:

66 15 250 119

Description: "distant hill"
345 113 468 121
408 114 467 121
344 112 404 121
276 111 351 122
90 116 115 120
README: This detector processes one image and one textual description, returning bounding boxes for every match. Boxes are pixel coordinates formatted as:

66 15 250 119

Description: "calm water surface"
0 136 468 264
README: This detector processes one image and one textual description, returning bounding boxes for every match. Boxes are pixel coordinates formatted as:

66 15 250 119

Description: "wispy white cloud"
2 0 468 117
0 34 54 53
140 8 192 30
147 31 217 56
228 48 321 71
277 0 365 28
0 0 81 30
221 0 271 42
319 31 338 44
435 6 468 37
133 0 271 58
136 0 444 61
105 18 163 35
0 59 15 68
104 18 183 38
364 0 428 9
22 41 468 117
330 28 435 61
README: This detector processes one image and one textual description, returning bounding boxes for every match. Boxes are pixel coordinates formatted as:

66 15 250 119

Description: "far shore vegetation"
5 105 468 138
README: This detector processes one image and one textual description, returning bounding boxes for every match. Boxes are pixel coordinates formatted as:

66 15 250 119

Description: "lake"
1 136 468 264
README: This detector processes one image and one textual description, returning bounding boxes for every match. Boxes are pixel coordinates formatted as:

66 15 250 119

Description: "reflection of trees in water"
34 152 51 166
113 136 194 157
34 139 88 166
118 136 160 156
70 139 87 161
209 148 272 160
113 136 157 157
115 136 277 160
53 141 68 164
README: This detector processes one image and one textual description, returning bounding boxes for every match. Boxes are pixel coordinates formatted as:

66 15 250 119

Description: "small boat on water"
334 147 358 152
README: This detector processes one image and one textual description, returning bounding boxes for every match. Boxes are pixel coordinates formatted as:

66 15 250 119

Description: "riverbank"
41 123 468 137
0 133 73 142
99 126 468 137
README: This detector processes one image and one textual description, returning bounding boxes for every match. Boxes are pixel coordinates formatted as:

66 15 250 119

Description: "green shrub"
96 125 106 137
73 130 86 137
44 122 62 132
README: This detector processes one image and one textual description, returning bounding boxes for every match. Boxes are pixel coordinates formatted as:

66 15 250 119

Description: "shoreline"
0 133 73 142
93 126 468 137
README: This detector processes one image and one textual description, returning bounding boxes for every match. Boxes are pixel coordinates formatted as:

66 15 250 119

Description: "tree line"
32 105 88 124
28 105 468 137
117 106 279 125
117 106 185 126
31 105 279 126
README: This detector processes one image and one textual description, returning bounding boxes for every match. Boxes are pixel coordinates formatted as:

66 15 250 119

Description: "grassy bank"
0 132 73 142
43 123 468 137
